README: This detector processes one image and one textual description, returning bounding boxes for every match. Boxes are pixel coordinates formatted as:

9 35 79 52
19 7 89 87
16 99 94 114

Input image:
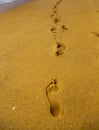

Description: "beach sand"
0 0 28 13
0 0 99 129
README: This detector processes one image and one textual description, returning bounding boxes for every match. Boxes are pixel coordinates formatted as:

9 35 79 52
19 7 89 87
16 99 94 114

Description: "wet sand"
0 0 99 129
0 0 28 13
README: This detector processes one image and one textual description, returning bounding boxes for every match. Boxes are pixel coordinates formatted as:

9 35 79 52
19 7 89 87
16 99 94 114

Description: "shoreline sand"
0 0 29 13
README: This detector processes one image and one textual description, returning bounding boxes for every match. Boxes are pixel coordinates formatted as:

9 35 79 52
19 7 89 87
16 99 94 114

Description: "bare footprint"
56 0 63 6
61 25 68 31
92 32 99 37
50 27 57 33
53 17 60 24
46 79 63 117
46 79 58 93
55 42 66 56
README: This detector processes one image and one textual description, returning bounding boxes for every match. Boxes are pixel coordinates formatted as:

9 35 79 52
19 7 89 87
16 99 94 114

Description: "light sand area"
0 0 99 129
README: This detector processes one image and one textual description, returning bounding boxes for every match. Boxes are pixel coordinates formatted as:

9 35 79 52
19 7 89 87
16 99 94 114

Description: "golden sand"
0 0 99 129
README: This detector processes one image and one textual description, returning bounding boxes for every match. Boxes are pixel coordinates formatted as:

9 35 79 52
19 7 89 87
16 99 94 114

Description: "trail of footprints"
45 0 99 118
50 0 68 56
46 79 63 117
45 0 66 118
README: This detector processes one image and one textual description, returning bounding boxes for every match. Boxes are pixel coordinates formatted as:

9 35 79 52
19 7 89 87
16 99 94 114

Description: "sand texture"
0 0 99 129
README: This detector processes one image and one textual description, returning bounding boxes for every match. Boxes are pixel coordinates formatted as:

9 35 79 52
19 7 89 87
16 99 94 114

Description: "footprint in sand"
92 32 99 37
46 79 63 117
50 27 57 34
61 25 68 31
55 42 66 56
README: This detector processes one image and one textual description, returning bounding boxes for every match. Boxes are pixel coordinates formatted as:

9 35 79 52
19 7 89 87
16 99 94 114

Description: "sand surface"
0 0 99 129
0 0 28 13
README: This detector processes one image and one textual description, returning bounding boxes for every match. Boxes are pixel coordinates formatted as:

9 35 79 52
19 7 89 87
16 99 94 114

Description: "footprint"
50 27 57 33
92 32 99 37
53 17 60 24
50 0 67 55
55 42 66 56
46 79 58 93
50 1 62 23
50 4 58 18
61 25 68 31
46 79 63 117
56 0 63 6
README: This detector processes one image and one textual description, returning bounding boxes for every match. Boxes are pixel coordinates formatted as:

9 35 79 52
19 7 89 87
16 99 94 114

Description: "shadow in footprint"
50 102 61 117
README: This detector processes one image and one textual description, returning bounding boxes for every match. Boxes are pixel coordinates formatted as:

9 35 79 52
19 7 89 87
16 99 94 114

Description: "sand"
0 0 28 13
0 0 99 129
